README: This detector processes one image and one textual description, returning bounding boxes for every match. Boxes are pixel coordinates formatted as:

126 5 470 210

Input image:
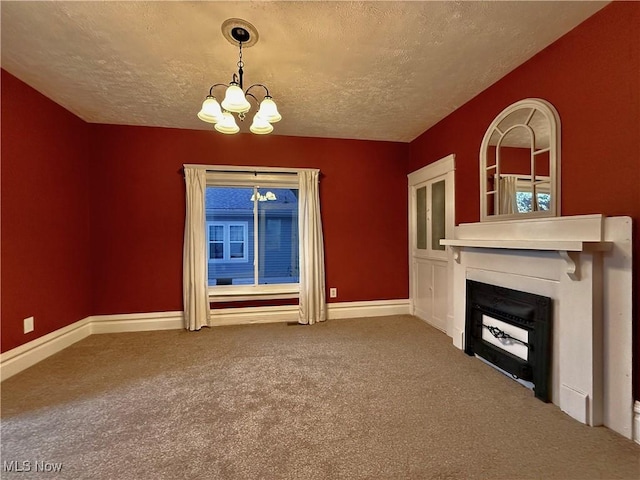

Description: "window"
516 192 551 213
207 222 248 262
507 175 552 213
205 173 299 296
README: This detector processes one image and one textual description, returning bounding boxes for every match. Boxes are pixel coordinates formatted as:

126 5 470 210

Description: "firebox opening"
464 280 552 402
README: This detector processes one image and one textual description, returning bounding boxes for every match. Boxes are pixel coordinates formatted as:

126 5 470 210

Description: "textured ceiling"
1 1 608 143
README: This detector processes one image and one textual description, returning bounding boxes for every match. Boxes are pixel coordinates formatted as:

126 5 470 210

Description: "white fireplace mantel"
441 238 612 281
442 214 633 440
441 239 612 251
441 213 611 249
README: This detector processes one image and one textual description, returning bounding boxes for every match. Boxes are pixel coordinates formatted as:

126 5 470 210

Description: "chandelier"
197 19 281 135
250 191 277 202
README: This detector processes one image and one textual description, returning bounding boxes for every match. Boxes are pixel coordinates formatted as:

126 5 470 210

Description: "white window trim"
496 173 551 194
185 163 318 176
209 283 300 302
204 169 304 301
494 174 552 214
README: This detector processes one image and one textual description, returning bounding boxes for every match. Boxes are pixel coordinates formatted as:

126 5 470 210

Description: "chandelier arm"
245 92 260 105
245 83 270 98
208 83 229 96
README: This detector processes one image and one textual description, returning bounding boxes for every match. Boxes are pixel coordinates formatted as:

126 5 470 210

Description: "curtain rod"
182 164 319 175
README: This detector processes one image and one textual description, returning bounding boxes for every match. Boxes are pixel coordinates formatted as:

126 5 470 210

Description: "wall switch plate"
329 288 337 298
24 316 34 334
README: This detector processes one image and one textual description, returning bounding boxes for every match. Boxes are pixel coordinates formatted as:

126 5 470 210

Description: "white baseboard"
1 299 410 381
327 299 410 319
90 311 184 333
0 317 92 382
634 401 640 445
0 312 183 382
452 327 465 350
209 299 411 326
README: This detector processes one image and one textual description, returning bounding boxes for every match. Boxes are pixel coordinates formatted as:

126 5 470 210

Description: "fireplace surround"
441 214 633 439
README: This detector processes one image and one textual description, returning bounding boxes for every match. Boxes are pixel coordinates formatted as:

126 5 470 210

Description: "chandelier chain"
237 42 244 70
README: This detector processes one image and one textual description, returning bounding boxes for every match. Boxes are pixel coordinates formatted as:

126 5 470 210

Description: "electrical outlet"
24 316 34 334
329 288 337 298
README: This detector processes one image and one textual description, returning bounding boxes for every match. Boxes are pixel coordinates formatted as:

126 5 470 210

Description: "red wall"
1 71 93 352
408 2 639 396
1 70 409 352
88 127 409 315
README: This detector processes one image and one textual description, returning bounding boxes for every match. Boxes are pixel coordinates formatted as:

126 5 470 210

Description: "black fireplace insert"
465 280 552 402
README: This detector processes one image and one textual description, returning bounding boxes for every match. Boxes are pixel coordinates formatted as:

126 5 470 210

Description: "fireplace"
464 280 552 402
440 215 633 438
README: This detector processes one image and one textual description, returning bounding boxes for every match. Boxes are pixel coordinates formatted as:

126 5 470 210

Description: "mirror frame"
480 98 561 222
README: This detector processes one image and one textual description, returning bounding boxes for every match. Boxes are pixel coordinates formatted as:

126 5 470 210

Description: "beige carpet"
1 315 638 479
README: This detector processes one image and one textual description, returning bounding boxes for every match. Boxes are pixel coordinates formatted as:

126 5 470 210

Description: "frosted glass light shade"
197 96 224 123
257 96 282 123
221 83 251 113
249 114 274 135
251 191 277 201
214 112 240 134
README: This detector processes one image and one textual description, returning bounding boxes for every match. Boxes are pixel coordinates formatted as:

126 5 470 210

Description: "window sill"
209 284 300 303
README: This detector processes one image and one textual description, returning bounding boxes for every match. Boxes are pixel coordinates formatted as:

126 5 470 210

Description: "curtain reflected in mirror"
499 176 518 215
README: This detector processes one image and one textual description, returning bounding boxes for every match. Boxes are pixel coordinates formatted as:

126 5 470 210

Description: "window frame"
205 171 301 302
494 174 552 214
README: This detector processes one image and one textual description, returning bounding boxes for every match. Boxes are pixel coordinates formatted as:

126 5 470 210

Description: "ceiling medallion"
221 18 259 48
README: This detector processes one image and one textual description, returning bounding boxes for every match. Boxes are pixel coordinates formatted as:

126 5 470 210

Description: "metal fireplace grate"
464 280 552 402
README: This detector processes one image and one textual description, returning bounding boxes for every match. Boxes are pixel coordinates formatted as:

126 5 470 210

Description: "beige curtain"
183 167 211 330
499 176 518 215
298 170 326 325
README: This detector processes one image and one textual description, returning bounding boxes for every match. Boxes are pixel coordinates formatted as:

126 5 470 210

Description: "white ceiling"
1 1 608 143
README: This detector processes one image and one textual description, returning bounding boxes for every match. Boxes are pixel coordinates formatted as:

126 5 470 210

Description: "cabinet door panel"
413 260 433 321
431 180 446 253
431 262 448 331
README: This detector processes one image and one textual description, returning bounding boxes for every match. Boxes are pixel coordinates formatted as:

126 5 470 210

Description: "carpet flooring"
1 315 638 479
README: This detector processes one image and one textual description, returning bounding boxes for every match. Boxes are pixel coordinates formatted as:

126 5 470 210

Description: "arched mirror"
480 98 561 221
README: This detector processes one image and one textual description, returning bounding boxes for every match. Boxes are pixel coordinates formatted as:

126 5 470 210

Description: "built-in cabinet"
408 155 455 334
